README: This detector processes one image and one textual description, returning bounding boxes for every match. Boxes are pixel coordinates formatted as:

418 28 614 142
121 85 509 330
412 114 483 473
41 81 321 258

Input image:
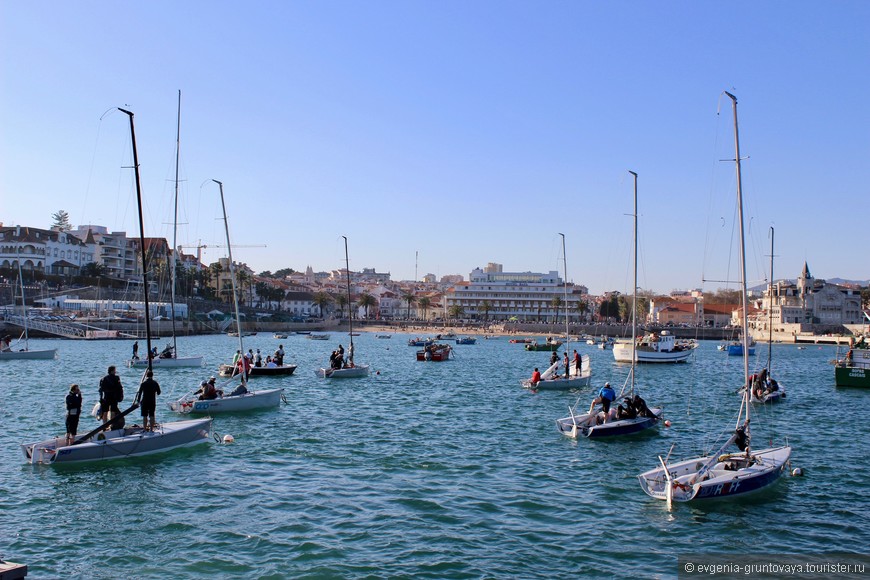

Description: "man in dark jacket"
137 370 161 431
98 365 124 428
65 384 82 444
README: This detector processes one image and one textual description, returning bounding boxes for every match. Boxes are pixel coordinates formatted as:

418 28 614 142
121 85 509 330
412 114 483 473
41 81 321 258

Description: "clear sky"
2 2 868 295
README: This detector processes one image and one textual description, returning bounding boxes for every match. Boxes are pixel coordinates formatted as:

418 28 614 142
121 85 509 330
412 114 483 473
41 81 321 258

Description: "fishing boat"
637 93 791 504
22 108 213 464
613 330 696 363
524 337 562 351
307 333 330 341
556 172 662 437
376 334 392 339
408 337 435 347
835 335 870 388
726 337 756 356
521 234 591 391
128 93 202 369
169 180 284 414
455 337 476 345
739 227 786 402
0 251 58 361
273 333 289 339
416 343 452 361
509 338 534 344
218 361 297 378
316 236 370 379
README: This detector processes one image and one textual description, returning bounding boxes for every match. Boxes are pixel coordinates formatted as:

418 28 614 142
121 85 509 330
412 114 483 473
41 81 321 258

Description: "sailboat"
315 236 370 378
22 108 211 464
169 181 284 414
740 226 785 403
129 90 202 368
556 172 662 437
637 93 791 503
0 250 58 360
521 234 590 390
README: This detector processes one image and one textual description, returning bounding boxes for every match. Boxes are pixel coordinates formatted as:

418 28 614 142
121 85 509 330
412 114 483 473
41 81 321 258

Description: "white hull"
612 342 694 363
169 388 283 414
522 373 591 390
21 418 212 465
0 348 58 360
127 356 203 368
638 446 791 502
316 364 370 378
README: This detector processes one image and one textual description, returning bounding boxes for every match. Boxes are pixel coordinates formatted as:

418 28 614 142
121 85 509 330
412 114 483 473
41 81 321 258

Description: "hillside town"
1 223 868 339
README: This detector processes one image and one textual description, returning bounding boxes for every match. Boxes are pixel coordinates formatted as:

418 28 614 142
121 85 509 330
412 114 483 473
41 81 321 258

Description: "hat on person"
208 376 216 383
604 382 610 387
70 383 79 392
201 380 209 387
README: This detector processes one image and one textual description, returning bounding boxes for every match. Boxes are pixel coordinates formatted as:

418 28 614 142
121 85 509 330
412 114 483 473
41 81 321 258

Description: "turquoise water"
2 334 868 579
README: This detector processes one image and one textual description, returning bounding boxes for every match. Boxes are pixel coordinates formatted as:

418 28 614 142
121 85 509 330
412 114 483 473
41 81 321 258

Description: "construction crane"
179 241 265 265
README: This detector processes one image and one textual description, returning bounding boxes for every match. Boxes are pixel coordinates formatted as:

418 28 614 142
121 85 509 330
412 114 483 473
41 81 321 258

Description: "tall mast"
344 236 354 363
558 233 569 371
170 89 181 355
119 108 154 378
15 248 30 348
767 226 774 373
725 91 751 434
629 170 638 394
215 179 247 387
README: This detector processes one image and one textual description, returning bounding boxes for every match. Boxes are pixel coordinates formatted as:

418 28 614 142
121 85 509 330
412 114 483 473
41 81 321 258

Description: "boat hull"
316 365 370 378
637 446 791 502
128 356 203 368
417 347 452 361
726 344 756 356
525 342 561 351
556 408 662 438
21 418 213 465
0 348 58 360
835 365 870 388
522 374 591 390
169 388 283 414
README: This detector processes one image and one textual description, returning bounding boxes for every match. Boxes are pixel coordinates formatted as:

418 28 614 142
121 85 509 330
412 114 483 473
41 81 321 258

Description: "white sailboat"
169 180 283 414
556 172 663 438
521 234 590 390
128 91 202 368
316 236 370 378
22 108 212 464
637 93 791 503
0 250 58 361
740 226 786 403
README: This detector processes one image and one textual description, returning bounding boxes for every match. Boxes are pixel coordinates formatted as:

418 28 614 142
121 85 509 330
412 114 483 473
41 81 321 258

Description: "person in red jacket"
529 367 542 387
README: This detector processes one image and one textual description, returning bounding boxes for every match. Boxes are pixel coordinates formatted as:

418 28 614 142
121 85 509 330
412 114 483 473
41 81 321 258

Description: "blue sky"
2 2 868 295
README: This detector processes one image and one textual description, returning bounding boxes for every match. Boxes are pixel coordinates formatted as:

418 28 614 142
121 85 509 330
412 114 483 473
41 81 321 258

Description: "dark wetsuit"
99 373 124 417
66 391 82 437
138 378 161 418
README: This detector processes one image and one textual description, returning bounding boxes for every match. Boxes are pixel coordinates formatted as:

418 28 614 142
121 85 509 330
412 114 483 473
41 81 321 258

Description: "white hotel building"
446 265 588 322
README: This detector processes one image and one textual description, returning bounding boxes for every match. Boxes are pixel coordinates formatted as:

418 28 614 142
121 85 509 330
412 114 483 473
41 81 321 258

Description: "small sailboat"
128 92 202 369
637 93 790 503
0 251 58 361
740 227 785 403
521 234 591 390
169 180 284 414
316 236 370 379
556 172 662 437
22 108 212 463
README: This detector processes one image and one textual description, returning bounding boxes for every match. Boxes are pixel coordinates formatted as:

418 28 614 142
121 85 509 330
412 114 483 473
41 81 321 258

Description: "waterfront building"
69 225 140 280
445 267 587 322
0 226 93 277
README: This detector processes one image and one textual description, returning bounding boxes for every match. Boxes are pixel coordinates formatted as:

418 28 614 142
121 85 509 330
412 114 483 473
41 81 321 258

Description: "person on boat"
1 335 12 352
337 344 345 360
196 378 219 400
159 344 174 359
348 342 355 365
227 381 248 397
276 344 285 366
236 356 251 379
98 365 124 428
588 382 616 423
563 352 570 379
150 346 158 359
616 397 637 420
232 350 242 365
549 351 559 367
529 368 541 387
265 357 277 368
254 349 263 367
137 370 161 432
132 341 139 361
573 350 581 375
65 383 82 445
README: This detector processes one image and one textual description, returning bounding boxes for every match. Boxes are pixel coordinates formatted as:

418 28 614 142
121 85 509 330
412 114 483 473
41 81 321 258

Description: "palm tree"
418 296 431 321
550 295 563 324
448 304 464 322
236 269 251 307
312 292 333 318
358 293 376 320
480 299 492 323
402 291 417 320
574 299 588 322
335 293 348 318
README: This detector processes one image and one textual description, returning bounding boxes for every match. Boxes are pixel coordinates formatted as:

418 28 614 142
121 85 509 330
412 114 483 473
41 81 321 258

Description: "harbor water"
1 333 868 578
